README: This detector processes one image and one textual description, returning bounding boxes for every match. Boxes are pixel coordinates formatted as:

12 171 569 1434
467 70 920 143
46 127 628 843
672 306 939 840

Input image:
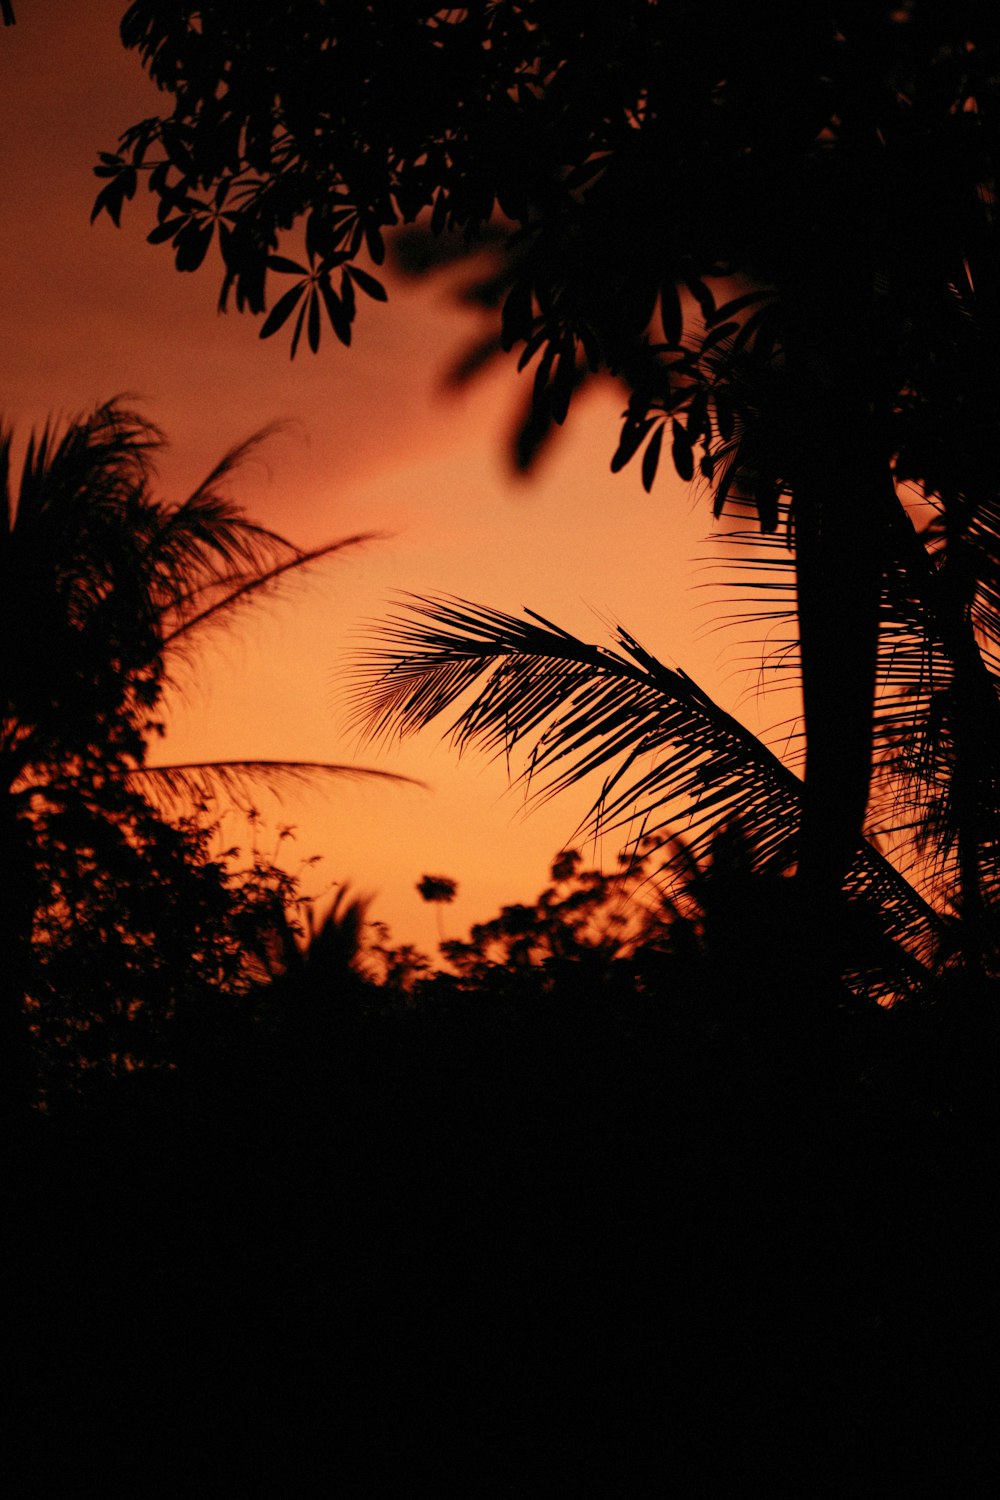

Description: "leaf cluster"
102 5 1000 489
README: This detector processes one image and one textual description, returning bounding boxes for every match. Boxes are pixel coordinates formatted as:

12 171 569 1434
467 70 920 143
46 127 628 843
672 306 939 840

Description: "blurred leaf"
641 423 664 493
611 414 655 473
671 419 694 482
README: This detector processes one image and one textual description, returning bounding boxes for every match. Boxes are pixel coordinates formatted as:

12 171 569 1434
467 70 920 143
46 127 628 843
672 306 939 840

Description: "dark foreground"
8 973 998 1494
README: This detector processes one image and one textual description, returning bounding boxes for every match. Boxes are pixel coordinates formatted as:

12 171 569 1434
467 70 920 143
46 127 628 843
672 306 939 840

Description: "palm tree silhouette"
366 235 1000 985
1 399 417 1102
349 594 948 997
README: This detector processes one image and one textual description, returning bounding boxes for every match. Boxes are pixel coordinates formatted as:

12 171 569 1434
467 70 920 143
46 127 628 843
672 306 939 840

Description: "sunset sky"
1 2 799 953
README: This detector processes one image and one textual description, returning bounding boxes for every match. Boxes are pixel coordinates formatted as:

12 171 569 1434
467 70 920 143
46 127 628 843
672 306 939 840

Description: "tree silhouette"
417 872 457 946
436 846 676 989
99 4 1000 948
1 400 415 1104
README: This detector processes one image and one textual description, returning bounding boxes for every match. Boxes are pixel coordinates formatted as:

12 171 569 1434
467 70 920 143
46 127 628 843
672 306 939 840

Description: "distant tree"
416 875 457 906
1 400 414 1104
100 5 1000 958
438 847 671 989
417 872 457 946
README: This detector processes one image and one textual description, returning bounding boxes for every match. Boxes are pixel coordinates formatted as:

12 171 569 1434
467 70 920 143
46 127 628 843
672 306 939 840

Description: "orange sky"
1 3 799 954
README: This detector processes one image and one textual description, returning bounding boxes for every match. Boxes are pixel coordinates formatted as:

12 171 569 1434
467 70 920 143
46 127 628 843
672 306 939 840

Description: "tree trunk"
783 319 893 971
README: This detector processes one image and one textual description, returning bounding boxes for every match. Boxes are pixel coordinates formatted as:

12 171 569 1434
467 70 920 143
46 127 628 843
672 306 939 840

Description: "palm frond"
349 594 946 967
867 508 1000 920
9 401 160 528
697 509 802 714
120 759 425 813
157 533 383 657
698 476 1000 934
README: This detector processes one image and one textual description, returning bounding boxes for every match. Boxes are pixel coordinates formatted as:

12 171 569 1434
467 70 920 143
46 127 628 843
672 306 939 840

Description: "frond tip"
124 759 425 813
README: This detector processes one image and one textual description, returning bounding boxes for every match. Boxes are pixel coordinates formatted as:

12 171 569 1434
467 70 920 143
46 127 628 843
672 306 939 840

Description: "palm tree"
0 399 416 1102
348 594 949 1000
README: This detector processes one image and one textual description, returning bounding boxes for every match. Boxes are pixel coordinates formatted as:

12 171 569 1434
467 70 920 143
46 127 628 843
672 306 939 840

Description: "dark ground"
8 973 997 1494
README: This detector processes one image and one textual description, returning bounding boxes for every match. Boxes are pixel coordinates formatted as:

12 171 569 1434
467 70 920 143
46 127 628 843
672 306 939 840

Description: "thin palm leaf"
118 759 425 812
157 533 382 660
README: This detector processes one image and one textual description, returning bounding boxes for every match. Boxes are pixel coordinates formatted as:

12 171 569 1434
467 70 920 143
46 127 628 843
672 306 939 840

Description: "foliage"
437 845 673 988
100 5 996 408
99 6 1000 967
349 595 947 994
0 400 411 1099
26 793 306 1095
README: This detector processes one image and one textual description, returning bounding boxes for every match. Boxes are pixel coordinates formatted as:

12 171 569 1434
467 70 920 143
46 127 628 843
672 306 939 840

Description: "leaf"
267 255 309 276
671 419 695 482
549 347 576 425
365 223 386 266
307 287 321 353
516 325 548 372
563 153 611 191
501 278 534 351
320 276 352 345
259 280 306 340
340 268 356 320
289 297 308 359
532 339 558 405
710 289 773 323
610 414 655 473
578 322 603 373
685 390 709 443
641 423 664 493
175 219 214 272
714 387 734 442
146 216 188 245
701 320 740 353
124 760 424 814
683 275 715 322
346 265 388 302
91 179 127 227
